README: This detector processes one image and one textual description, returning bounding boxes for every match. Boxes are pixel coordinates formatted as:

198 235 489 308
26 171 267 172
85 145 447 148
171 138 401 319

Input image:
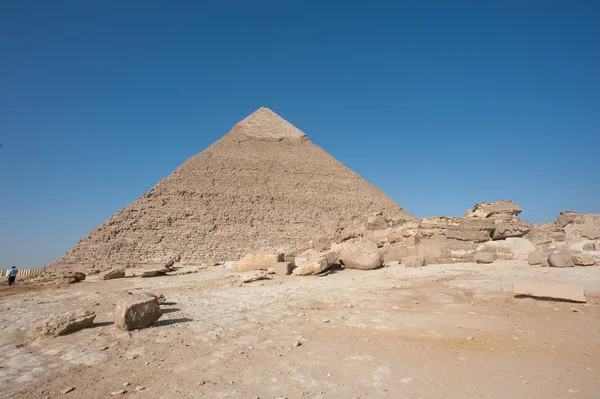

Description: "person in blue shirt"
8 266 18 286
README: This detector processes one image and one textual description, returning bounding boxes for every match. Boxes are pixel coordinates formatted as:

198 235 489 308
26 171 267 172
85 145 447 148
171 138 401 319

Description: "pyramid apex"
232 107 307 142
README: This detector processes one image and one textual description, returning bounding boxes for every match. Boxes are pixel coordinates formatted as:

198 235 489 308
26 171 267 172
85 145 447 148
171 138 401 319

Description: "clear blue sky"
1 1 599 268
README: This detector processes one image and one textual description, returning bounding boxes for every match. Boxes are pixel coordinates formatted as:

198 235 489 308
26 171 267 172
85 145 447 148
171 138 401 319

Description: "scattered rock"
111 390 127 396
31 309 96 337
240 271 269 283
235 253 283 272
548 252 575 268
61 387 76 394
513 281 587 303
571 254 597 266
114 294 162 330
143 292 166 305
274 262 293 276
99 269 126 280
136 386 145 391
292 258 329 276
474 252 494 264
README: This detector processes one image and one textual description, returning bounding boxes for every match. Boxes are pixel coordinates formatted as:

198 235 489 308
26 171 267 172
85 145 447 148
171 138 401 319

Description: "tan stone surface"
513 281 586 303
47 108 413 273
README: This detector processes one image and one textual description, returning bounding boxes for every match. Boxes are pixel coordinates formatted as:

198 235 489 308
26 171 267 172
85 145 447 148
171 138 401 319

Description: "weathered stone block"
548 252 575 268
31 309 96 337
115 295 162 330
274 262 293 276
235 253 284 272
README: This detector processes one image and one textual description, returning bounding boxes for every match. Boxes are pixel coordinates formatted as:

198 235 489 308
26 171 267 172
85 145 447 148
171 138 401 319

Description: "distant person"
8 266 18 286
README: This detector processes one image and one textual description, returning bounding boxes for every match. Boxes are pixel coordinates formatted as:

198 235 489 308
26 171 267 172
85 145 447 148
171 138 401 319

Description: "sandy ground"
1 261 599 399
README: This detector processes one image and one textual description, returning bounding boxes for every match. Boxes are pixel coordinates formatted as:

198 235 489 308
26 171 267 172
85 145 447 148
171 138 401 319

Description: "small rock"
467 336 474 341
135 386 145 391
323 319 330 323
97 346 109 351
122 382 130 387
61 387 75 394
111 390 127 396
413 301 419 304
293 341 302 347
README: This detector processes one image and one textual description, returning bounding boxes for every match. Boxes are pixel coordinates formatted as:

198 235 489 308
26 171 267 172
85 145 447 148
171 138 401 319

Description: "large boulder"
114 294 162 330
99 269 125 280
336 240 383 270
31 309 96 337
548 252 575 268
235 253 284 272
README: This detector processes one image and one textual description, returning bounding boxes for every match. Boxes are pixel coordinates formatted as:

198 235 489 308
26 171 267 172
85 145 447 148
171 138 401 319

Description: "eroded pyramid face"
48 108 414 272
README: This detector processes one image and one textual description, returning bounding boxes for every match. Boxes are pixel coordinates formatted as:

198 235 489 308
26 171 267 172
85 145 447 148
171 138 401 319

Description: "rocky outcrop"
464 200 522 219
114 295 162 330
464 200 532 240
31 309 96 337
528 212 600 253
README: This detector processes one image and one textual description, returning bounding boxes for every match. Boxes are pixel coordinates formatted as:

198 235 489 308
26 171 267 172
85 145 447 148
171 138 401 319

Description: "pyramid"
47 108 415 272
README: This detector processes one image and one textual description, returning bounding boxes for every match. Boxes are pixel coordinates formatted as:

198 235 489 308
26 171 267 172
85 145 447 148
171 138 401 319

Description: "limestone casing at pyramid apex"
229 107 308 142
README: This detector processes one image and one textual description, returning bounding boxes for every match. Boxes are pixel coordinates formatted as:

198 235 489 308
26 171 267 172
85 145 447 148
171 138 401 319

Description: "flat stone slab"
513 281 587 303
